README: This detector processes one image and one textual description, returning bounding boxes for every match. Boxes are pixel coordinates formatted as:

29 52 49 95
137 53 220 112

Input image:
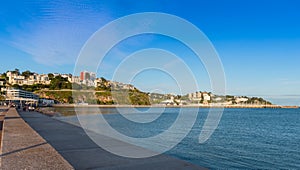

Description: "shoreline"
52 104 299 109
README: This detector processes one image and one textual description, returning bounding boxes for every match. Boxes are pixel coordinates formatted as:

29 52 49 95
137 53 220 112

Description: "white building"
40 74 50 84
188 91 203 101
94 78 103 87
6 88 39 101
6 71 15 84
90 72 96 81
40 98 55 105
0 80 5 86
213 97 223 102
235 97 249 103
61 74 70 79
53 73 60 77
6 72 25 85
70 76 81 84
203 93 211 101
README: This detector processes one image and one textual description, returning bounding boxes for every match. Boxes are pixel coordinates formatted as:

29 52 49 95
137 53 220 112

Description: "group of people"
22 105 35 111
5 102 36 112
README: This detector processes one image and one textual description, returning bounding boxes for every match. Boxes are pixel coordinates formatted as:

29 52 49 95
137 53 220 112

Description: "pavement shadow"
0 142 47 157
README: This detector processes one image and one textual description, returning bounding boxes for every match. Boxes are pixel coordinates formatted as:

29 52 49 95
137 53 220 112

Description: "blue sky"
1 0 300 105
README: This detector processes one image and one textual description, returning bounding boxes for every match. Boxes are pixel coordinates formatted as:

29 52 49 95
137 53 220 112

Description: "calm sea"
51 107 300 169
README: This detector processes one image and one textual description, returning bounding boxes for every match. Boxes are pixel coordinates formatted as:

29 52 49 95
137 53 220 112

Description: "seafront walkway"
1 108 204 169
0 108 73 169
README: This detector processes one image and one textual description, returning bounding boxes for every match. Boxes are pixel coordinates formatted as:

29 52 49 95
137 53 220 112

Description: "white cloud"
8 2 113 66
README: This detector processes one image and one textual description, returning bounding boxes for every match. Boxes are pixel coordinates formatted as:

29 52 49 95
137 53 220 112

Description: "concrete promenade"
0 108 73 170
1 108 205 169
0 107 8 148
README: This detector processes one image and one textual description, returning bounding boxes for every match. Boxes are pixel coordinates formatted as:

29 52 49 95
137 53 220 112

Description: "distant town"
0 69 282 107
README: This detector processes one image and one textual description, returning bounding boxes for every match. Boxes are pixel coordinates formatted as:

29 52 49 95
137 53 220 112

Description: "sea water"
54 107 300 169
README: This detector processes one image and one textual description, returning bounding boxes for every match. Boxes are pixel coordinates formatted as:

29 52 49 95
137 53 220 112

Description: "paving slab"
19 111 206 170
0 108 73 170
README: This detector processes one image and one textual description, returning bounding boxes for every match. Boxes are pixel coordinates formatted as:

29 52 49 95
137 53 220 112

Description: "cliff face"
36 89 150 105
37 91 73 104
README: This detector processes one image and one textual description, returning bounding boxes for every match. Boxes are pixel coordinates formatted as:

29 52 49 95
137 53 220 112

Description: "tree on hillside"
48 73 54 80
0 95 5 101
1 72 6 78
100 77 107 82
21 70 34 78
11 68 20 74
175 95 182 99
49 75 71 90
12 84 20 89
22 84 50 92
95 77 110 91
72 83 82 90
2 72 9 81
